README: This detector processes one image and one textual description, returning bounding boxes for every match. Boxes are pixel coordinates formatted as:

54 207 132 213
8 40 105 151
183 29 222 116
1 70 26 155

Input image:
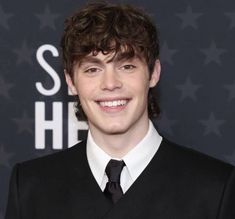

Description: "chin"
100 124 129 135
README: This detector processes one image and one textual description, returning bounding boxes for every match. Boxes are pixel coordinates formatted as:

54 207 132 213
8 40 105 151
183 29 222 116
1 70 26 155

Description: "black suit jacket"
5 139 235 219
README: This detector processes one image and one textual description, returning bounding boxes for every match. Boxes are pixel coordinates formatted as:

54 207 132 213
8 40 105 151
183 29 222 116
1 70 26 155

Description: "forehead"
78 50 145 66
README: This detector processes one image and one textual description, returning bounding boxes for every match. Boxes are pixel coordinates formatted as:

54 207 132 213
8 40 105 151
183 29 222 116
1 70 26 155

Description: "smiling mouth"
98 99 128 107
95 99 130 111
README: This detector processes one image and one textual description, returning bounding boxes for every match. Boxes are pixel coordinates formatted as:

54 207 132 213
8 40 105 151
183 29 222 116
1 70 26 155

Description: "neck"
89 118 150 158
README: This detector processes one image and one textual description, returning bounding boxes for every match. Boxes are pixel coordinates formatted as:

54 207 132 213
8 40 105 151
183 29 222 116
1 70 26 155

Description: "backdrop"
1 0 235 216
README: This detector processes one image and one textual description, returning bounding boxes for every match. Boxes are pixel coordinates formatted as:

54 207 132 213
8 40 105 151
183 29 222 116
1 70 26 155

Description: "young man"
6 2 235 219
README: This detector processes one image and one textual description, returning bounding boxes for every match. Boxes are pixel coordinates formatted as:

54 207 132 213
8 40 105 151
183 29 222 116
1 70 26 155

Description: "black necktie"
104 159 125 203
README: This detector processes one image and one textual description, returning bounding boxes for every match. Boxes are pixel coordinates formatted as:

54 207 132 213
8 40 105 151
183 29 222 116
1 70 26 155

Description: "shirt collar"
122 121 162 181
86 131 111 187
86 120 162 186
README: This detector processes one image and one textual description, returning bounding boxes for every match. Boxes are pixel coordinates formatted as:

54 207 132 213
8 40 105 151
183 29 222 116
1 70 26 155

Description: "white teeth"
99 100 127 107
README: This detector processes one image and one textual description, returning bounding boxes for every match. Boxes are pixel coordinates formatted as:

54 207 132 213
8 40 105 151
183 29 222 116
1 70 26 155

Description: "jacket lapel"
64 141 113 218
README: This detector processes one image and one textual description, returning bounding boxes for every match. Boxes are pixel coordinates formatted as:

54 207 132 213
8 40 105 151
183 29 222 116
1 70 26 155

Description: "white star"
0 4 13 30
199 113 225 137
0 145 14 168
12 111 34 135
35 6 60 30
160 41 178 65
156 112 177 136
224 81 235 101
13 41 34 65
176 5 202 29
200 41 226 65
176 76 201 101
225 12 235 29
0 76 14 99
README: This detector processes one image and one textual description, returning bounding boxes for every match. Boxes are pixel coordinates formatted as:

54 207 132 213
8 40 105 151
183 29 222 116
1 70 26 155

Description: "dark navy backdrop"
1 0 235 216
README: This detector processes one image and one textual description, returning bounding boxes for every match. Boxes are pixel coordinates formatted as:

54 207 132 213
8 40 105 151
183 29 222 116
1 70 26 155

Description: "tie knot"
105 159 125 183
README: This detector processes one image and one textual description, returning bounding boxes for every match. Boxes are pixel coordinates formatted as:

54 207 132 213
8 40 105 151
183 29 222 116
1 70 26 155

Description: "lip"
95 97 131 113
95 97 131 102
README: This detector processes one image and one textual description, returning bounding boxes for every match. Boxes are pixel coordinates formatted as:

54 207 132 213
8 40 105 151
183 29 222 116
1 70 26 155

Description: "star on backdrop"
176 5 202 29
13 41 35 66
225 12 235 29
12 111 34 135
156 112 177 136
0 4 13 30
200 41 226 65
224 81 235 101
160 41 178 65
199 113 225 137
35 5 60 30
176 76 201 101
0 145 14 168
0 76 14 100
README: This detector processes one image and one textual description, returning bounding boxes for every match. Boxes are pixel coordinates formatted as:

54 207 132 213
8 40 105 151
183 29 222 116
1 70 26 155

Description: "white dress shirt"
86 120 162 193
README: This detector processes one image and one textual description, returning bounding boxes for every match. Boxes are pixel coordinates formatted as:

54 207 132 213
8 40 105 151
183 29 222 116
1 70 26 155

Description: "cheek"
130 76 150 94
76 80 97 101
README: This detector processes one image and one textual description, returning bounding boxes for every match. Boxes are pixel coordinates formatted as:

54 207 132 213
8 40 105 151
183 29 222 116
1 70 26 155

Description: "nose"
100 69 122 91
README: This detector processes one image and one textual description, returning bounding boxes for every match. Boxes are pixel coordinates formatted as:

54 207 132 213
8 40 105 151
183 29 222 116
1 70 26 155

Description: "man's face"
66 52 160 137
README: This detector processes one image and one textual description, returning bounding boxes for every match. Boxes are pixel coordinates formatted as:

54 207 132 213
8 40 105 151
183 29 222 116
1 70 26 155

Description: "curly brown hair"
60 2 160 120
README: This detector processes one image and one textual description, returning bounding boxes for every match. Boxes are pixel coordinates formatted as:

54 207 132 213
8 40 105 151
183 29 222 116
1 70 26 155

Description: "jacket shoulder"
15 141 86 179
161 138 234 180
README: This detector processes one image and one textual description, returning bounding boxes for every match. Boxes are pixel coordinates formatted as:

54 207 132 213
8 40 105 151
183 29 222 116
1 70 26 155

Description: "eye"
121 64 136 71
84 67 101 73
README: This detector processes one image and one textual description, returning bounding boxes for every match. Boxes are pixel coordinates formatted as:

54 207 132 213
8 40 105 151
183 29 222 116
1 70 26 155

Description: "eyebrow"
115 53 143 63
78 52 144 67
78 56 103 66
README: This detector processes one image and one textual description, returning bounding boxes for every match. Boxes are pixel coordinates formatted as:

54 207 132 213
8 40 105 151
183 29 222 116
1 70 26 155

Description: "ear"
149 59 161 88
64 70 78 95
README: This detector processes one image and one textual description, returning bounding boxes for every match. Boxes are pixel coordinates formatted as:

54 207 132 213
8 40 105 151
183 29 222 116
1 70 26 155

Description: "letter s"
36 44 61 96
